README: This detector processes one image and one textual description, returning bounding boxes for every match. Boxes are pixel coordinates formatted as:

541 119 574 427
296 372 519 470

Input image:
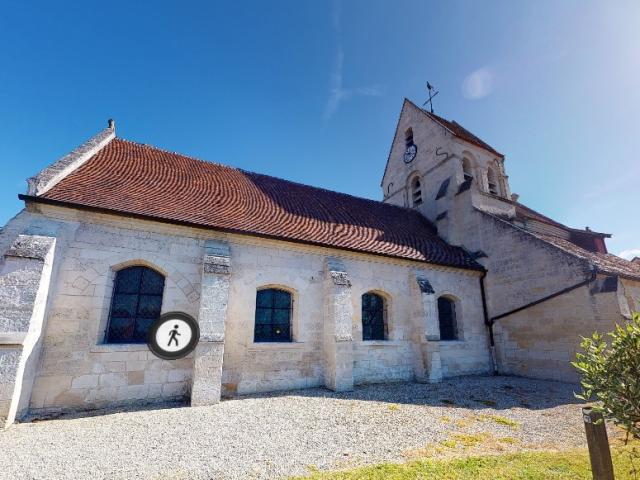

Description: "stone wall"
448 206 627 383
620 278 640 315
493 278 626 382
1 203 490 417
381 108 629 383
0 234 57 426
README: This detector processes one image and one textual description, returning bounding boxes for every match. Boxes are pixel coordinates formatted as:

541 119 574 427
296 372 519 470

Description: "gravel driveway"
0 376 595 479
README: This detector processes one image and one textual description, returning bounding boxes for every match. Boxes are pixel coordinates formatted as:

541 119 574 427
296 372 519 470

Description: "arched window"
487 166 499 196
438 296 458 341
405 128 414 148
106 266 165 344
411 176 423 206
462 158 473 182
254 288 292 342
362 292 387 341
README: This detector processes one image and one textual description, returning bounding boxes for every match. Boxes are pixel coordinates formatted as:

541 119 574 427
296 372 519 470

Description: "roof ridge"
115 137 424 218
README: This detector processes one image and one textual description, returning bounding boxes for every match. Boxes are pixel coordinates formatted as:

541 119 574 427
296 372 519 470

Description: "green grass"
293 443 640 480
450 433 488 447
477 413 521 428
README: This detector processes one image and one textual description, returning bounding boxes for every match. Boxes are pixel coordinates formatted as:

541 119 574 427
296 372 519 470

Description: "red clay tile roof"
515 202 610 237
514 202 569 230
531 232 640 280
35 138 482 270
483 210 640 280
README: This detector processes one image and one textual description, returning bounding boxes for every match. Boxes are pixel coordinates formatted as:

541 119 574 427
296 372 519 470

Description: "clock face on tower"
403 144 417 163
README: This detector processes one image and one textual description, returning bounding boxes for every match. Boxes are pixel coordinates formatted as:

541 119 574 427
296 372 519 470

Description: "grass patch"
293 442 640 479
440 439 457 448
454 418 472 428
498 436 519 445
478 414 521 429
451 432 488 448
473 397 497 407
387 404 400 411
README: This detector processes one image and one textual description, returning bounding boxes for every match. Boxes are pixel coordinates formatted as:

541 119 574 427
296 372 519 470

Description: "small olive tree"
573 312 640 439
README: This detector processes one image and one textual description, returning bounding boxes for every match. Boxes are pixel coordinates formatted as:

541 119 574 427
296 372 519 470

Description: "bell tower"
381 99 515 247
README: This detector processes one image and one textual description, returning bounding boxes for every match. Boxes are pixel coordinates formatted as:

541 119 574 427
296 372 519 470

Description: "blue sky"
0 1 638 257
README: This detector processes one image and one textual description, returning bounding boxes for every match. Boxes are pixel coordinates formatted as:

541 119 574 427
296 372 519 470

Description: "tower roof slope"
29 138 482 271
532 232 640 280
422 109 503 157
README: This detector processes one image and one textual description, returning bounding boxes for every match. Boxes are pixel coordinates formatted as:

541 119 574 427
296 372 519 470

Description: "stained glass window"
362 292 386 341
105 266 165 344
254 288 292 342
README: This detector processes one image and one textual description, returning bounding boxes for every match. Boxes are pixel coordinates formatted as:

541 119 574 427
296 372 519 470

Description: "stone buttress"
191 240 231 406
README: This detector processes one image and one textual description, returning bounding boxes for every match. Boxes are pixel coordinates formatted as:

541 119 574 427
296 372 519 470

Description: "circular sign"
147 312 200 360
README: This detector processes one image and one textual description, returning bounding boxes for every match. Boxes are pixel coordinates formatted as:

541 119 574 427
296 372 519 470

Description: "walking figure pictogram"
167 324 181 347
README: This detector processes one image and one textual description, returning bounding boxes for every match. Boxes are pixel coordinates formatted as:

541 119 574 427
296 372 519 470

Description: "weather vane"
423 81 439 114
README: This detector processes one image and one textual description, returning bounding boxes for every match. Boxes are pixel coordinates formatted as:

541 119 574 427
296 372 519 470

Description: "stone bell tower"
381 99 514 249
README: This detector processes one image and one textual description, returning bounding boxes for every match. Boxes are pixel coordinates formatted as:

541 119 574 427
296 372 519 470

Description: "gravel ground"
0 376 600 480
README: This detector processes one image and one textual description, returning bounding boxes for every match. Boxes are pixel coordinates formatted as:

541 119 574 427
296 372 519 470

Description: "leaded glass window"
105 266 165 344
254 288 292 342
438 296 458 341
362 292 386 341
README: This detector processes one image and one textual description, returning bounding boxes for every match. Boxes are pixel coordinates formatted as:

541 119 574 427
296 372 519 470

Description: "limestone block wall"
455 209 593 317
1 203 490 415
620 278 640 315
20 211 203 415
0 234 57 425
222 244 326 395
429 190 623 383
222 240 490 395
493 281 626 382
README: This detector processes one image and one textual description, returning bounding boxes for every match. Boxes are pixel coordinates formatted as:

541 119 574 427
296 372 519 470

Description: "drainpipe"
479 270 498 375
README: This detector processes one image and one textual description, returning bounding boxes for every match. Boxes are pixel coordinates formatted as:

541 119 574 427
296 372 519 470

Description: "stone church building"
1 99 639 426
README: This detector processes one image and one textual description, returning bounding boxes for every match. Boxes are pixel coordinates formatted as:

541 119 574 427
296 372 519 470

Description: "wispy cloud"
618 248 640 260
324 0 383 121
462 67 495 100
